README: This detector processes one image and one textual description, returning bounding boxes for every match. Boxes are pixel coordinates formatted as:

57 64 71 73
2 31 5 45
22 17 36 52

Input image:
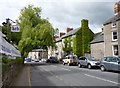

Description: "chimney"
60 32 66 37
81 19 88 28
114 2 120 15
66 27 73 33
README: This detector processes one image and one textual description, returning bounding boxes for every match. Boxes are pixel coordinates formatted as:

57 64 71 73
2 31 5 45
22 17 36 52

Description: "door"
110 57 119 71
79 57 86 65
102 57 112 70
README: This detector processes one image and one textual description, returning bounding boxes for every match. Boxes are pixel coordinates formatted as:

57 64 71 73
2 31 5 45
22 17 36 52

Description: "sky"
0 0 118 33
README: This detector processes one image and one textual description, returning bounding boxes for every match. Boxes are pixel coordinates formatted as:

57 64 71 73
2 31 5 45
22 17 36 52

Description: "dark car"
100 56 120 72
24 57 31 63
78 56 100 69
47 56 59 63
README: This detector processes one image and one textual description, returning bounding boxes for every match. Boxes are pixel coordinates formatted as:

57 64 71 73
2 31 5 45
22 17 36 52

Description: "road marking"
85 74 120 85
61 68 71 71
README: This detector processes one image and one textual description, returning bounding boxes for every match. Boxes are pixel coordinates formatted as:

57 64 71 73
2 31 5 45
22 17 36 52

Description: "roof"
55 37 62 42
103 13 120 25
90 32 104 44
55 28 79 43
61 28 79 39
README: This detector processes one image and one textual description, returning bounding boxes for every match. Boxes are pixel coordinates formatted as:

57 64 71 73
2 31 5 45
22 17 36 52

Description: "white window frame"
112 31 118 41
112 45 118 56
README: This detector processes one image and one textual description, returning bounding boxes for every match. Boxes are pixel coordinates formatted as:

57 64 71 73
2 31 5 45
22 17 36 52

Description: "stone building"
103 1 120 57
91 1 120 59
90 32 104 60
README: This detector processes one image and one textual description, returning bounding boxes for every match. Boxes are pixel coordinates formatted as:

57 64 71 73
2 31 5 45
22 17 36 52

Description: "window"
111 57 118 63
112 31 118 41
113 45 118 56
104 57 111 62
112 21 116 28
79 57 86 60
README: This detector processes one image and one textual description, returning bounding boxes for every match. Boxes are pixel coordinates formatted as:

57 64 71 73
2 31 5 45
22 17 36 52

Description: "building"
90 1 120 59
49 19 94 60
103 1 120 57
28 49 48 60
90 32 104 60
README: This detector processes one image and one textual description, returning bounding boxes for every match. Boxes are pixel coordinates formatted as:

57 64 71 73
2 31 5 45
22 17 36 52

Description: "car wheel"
101 66 106 71
78 63 82 68
88 64 92 69
68 62 70 66
63 63 65 65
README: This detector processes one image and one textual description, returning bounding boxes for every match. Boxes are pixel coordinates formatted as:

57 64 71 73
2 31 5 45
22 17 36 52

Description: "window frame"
112 31 118 41
112 45 118 56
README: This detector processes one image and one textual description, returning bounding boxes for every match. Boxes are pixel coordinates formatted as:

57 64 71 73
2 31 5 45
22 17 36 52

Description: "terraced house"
103 1 120 57
91 1 120 60
48 19 94 60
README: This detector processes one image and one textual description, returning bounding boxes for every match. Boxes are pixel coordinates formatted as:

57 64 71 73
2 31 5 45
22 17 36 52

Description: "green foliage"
73 36 76 55
18 5 55 57
75 19 94 57
63 37 72 55
2 57 23 64
2 20 21 45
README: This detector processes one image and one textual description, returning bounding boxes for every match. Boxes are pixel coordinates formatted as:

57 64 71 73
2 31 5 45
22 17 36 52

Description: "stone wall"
91 42 104 60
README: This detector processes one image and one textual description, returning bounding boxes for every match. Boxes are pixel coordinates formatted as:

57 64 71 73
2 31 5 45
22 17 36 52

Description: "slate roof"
55 28 79 43
103 13 120 25
55 37 62 42
61 28 79 39
90 32 104 44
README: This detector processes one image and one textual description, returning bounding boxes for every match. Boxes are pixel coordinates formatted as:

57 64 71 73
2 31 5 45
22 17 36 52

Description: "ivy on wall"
75 19 94 57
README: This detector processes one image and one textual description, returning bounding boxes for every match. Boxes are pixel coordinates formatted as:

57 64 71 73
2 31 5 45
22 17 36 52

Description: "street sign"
11 25 20 32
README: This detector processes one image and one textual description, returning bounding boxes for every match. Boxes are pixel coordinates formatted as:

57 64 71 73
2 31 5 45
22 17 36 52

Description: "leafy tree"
63 37 72 55
1 19 21 45
18 5 55 57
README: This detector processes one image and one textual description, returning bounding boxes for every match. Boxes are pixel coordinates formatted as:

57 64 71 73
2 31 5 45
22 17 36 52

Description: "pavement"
12 65 31 86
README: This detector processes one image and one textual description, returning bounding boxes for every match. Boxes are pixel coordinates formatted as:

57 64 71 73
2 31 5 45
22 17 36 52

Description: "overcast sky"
0 0 117 33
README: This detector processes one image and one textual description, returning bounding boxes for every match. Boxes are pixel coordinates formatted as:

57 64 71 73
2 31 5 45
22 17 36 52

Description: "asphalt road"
31 64 120 88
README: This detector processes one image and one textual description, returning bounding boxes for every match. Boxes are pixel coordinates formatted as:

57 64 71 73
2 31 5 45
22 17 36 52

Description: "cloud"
0 0 115 33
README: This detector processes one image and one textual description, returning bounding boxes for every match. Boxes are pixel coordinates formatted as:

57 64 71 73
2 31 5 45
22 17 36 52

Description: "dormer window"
112 21 117 28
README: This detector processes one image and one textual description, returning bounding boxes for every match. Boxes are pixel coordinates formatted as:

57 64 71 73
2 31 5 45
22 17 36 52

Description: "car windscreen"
87 57 98 61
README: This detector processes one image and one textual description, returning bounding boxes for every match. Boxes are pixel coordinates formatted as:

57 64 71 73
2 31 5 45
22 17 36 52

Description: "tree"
63 37 72 55
18 5 55 57
75 19 94 57
1 19 21 45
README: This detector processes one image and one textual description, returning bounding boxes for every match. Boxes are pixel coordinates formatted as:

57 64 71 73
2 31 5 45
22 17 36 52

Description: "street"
31 64 120 87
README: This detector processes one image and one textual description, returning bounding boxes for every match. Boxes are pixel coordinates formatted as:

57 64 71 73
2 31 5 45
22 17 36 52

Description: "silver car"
100 56 120 71
78 56 100 69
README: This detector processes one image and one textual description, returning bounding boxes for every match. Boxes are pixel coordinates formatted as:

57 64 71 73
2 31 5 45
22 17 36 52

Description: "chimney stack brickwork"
66 27 73 33
60 32 66 37
114 2 120 15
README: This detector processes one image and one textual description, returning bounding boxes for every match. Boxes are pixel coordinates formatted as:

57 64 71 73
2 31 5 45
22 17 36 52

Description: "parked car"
34 59 39 62
63 55 78 66
78 56 100 69
24 57 31 63
41 58 47 63
47 56 59 63
100 56 120 72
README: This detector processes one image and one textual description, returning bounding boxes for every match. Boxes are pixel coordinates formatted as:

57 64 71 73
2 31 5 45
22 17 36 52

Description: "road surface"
31 64 120 88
